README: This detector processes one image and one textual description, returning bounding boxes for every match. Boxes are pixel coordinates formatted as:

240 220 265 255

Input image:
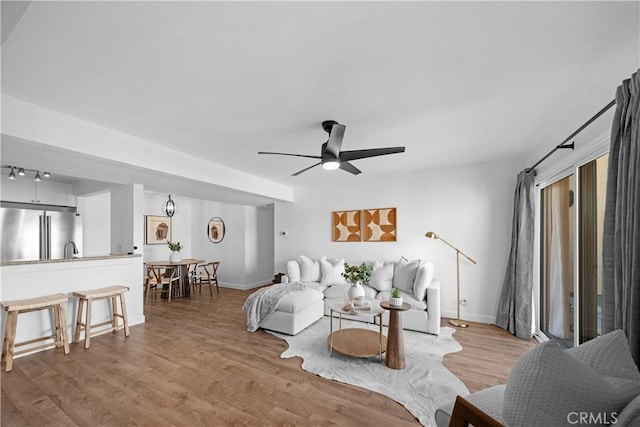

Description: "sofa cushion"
320 256 347 287
378 290 426 310
616 393 640 426
503 335 640 427
413 262 434 301
324 283 377 301
276 287 324 313
323 282 349 299
393 257 420 294
368 261 394 292
286 260 301 283
300 255 321 282
434 385 505 427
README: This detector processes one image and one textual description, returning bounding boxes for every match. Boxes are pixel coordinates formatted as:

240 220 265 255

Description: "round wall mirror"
207 217 225 243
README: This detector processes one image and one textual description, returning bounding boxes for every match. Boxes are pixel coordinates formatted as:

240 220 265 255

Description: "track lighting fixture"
2 165 51 181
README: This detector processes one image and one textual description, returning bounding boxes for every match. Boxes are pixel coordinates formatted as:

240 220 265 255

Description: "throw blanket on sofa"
242 283 306 332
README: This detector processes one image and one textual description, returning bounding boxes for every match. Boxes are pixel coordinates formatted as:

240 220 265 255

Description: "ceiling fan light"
322 159 340 170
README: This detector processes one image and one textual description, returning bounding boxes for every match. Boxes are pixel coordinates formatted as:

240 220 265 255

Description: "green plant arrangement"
342 263 373 284
391 287 401 298
167 241 183 252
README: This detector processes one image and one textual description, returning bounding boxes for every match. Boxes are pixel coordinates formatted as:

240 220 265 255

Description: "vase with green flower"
168 241 183 263
342 263 373 302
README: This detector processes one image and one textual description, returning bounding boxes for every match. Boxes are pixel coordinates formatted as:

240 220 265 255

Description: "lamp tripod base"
449 319 469 328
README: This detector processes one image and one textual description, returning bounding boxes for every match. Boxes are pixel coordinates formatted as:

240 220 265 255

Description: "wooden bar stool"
73 286 130 349
1 293 70 372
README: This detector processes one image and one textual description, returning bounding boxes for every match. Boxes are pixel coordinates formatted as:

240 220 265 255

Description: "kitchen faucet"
64 241 79 258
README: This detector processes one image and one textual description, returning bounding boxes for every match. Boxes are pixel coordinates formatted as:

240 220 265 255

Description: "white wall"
143 193 274 288
189 200 273 288
274 158 519 323
76 191 111 256
143 192 193 261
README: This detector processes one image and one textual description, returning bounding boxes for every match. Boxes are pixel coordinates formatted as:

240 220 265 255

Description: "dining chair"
192 261 220 297
146 265 180 303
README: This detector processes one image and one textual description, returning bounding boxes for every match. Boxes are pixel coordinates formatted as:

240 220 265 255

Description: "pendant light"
34 171 41 182
163 194 177 217
8 168 16 180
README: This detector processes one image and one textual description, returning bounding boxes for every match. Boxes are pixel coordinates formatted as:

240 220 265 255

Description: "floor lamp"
425 231 477 328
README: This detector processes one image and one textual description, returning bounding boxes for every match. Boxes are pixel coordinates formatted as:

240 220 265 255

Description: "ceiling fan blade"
291 162 321 176
339 161 361 175
258 151 321 160
339 147 406 162
325 124 345 158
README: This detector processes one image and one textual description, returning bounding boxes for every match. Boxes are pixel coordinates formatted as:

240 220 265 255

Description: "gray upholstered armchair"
435 330 640 427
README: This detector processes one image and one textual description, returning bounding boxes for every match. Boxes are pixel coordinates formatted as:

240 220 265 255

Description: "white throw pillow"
393 256 420 294
299 255 321 282
413 262 434 301
368 261 394 292
503 334 640 427
320 256 347 287
286 260 301 283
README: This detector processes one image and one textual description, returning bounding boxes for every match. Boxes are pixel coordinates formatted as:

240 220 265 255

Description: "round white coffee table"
327 300 387 362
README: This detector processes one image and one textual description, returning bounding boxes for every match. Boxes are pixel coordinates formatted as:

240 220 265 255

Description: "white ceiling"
1 1 639 197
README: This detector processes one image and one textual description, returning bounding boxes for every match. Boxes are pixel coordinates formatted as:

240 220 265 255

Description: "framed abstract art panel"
332 210 362 242
363 207 397 242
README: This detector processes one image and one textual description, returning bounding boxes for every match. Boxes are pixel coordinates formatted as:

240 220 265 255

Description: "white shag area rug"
267 317 469 426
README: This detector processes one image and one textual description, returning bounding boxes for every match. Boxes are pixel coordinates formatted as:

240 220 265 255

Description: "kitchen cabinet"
1 179 76 206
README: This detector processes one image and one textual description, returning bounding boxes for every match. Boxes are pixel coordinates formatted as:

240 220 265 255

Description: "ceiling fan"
258 120 406 176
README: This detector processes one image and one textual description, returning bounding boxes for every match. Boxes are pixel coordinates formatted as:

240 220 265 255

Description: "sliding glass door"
540 153 608 347
541 174 575 347
578 154 608 343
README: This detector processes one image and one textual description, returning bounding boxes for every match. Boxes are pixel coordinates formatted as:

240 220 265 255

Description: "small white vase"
170 251 180 263
347 280 365 301
390 297 403 307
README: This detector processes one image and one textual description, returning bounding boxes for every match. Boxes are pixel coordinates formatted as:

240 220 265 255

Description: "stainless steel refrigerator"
0 202 82 261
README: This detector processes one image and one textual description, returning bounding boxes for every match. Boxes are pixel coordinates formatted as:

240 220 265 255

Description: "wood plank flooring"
1 288 535 426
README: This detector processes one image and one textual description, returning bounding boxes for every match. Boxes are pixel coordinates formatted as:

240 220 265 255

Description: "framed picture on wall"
363 207 397 242
208 217 225 243
145 215 171 245
332 210 362 242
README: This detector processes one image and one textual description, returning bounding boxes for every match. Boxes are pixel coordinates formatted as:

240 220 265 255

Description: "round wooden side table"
380 301 410 369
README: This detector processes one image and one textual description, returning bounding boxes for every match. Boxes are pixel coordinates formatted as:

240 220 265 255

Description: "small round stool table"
380 301 411 369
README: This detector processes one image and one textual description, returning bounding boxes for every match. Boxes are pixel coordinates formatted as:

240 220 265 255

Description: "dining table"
145 258 205 299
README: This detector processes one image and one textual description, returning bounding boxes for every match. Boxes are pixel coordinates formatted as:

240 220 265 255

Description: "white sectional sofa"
283 255 441 335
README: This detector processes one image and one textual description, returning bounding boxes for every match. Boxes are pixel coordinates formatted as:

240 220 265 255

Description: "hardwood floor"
1 288 535 426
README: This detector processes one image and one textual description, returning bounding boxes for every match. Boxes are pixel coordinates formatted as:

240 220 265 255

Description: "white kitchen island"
1 254 143 357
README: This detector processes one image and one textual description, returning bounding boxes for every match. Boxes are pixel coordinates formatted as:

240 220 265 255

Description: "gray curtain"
603 70 640 366
496 170 535 339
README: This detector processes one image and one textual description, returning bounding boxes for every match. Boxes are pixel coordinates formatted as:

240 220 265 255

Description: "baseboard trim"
441 310 495 324
219 281 271 291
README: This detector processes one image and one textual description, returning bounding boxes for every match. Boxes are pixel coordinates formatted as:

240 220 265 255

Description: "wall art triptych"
332 207 397 242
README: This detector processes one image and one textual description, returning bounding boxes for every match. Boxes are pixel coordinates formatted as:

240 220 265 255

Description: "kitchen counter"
1 254 144 357
1 253 141 266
